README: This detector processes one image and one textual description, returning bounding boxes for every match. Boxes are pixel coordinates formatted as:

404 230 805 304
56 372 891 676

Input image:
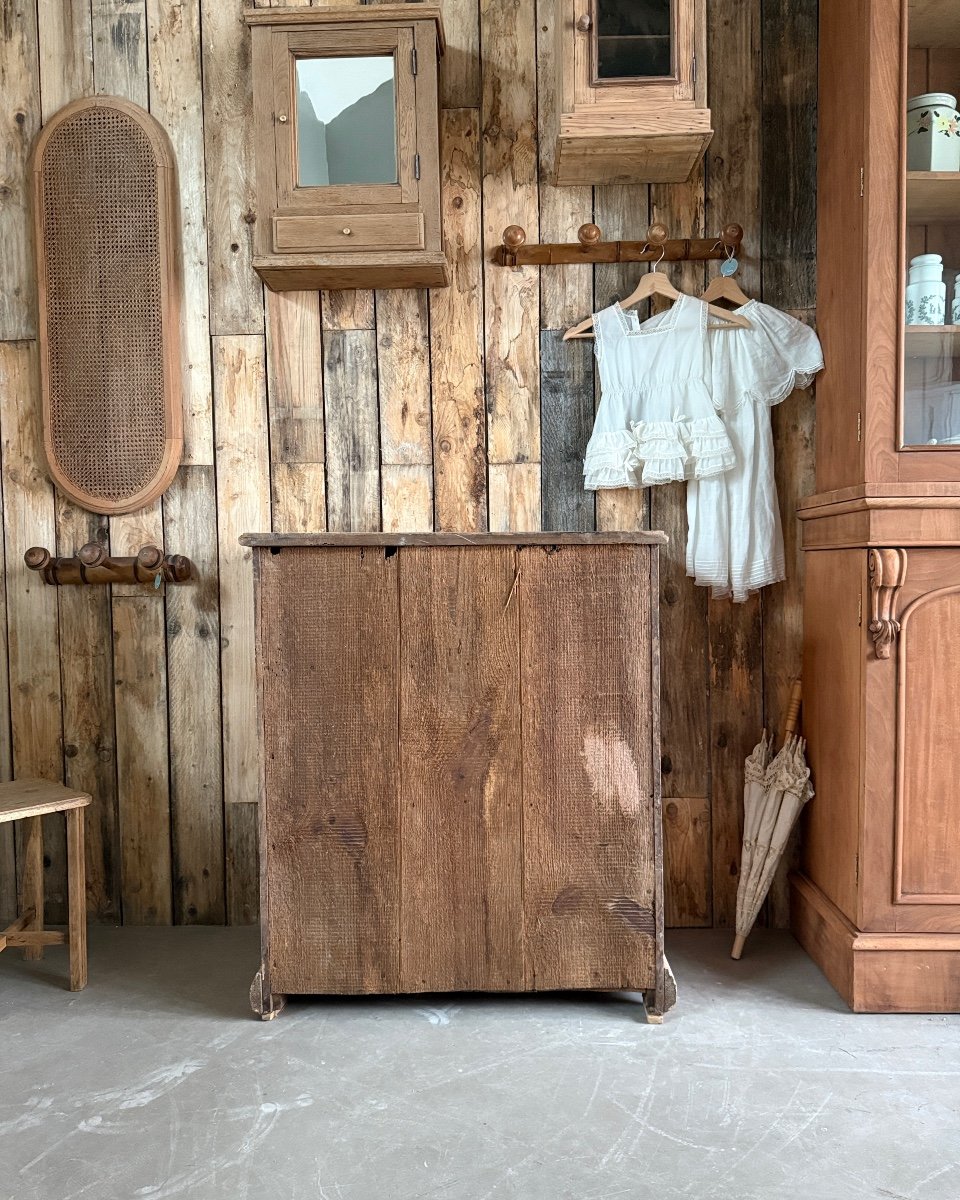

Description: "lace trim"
737 360 825 411
584 416 735 490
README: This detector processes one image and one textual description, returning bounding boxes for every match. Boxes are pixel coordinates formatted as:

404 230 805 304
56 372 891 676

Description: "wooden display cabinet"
246 5 448 291
794 0 960 1011
551 0 712 184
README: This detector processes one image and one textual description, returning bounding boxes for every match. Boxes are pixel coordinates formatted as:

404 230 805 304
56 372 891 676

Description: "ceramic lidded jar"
906 253 946 326
907 93 960 171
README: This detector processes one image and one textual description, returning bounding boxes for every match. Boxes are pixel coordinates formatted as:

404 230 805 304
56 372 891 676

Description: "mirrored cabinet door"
295 55 399 188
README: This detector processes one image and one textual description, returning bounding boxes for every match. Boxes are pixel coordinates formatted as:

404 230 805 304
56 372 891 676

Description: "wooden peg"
77 542 113 569
24 546 51 573
721 222 744 248
577 223 602 246
646 222 670 246
502 225 526 253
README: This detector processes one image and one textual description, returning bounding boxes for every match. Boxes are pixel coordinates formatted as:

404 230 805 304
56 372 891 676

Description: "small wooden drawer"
273 212 425 254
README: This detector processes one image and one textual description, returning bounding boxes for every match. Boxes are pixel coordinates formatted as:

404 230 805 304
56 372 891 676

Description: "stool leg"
66 808 87 991
20 816 43 961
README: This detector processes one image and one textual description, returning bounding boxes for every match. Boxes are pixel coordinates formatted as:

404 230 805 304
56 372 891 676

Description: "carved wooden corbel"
868 548 908 659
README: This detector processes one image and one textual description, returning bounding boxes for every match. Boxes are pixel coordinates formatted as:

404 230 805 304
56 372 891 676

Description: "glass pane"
902 4 960 447
596 0 673 81
295 56 397 187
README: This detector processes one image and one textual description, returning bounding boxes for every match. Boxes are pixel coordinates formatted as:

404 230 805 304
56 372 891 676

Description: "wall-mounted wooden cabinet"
795 0 960 1013
552 0 712 185
246 5 448 291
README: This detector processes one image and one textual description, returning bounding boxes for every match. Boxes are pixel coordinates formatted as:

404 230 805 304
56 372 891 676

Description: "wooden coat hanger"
563 250 752 342
701 244 754 313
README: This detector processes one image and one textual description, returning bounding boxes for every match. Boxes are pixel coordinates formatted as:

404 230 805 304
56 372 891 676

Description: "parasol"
731 680 813 960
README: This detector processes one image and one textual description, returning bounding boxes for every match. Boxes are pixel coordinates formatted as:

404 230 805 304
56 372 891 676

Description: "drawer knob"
341 227 352 236
277 113 288 124
576 12 592 31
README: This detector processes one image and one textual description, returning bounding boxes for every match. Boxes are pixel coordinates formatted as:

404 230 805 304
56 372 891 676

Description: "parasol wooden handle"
780 679 802 745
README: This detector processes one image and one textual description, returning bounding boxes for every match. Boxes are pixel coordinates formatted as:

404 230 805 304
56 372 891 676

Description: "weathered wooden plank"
37 0 94 120
56 502 120 923
481 0 540 469
706 0 765 929
488 463 540 533
92 0 148 106
113 592 172 923
200 0 263 336
260 546 400 989
439 0 480 108
537 0 593 331
520 544 656 990
430 108 486 533
323 329 381 532
226 801 259 925
399 545 522 990
376 289 432 467
0 1 40 340
272 463 327 533
663 796 712 927
164 465 225 924
540 332 595 533
593 183 651 536
265 288 325 467
382 464 432 532
147 0 213 464
321 290 375 332
213 335 270 796
0 342 66 923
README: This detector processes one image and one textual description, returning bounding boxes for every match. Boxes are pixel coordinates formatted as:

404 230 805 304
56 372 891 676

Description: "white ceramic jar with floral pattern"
907 93 960 171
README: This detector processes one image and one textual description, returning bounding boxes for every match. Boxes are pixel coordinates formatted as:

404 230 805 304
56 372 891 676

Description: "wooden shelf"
907 172 960 224
905 325 960 356
909 0 960 47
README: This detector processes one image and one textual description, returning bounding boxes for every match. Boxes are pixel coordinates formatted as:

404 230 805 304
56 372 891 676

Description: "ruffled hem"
584 416 735 490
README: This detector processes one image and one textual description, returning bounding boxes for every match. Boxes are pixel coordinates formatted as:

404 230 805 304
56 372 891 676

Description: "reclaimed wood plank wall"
0 0 817 928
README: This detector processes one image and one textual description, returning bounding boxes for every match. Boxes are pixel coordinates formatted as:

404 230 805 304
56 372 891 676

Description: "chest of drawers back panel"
248 534 666 1013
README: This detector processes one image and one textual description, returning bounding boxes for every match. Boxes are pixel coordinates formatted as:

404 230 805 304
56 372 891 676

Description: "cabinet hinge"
692 54 697 84
414 152 421 181
860 166 865 197
411 46 418 75
857 411 862 443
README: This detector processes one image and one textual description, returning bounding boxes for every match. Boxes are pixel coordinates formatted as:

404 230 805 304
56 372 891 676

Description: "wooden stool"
0 779 90 990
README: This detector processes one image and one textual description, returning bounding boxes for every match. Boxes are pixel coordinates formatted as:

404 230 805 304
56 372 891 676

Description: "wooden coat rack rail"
498 221 744 268
25 543 192 586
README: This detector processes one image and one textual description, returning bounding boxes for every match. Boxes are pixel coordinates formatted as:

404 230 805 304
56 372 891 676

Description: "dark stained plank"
259 546 400 992
706 0 765 929
398 545 523 991
540 332 596 533
323 330 381 533
760 0 819 927
520 544 657 990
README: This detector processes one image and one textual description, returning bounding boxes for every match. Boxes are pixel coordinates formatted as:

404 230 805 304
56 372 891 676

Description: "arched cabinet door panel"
31 96 183 515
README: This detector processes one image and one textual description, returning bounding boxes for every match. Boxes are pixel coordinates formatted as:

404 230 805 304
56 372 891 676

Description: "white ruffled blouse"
629 299 824 602
583 294 735 489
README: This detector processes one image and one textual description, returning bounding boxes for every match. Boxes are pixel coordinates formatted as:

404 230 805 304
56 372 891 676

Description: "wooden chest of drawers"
242 533 673 1020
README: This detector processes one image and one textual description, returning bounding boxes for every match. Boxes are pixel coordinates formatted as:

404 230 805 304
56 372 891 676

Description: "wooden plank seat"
0 779 90 990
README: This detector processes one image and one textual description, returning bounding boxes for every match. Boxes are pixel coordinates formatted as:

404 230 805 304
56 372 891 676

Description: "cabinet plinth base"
791 873 960 1013
254 252 450 292
555 123 713 186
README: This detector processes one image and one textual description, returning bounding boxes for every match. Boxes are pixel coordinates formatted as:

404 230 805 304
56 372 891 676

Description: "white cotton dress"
635 300 824 601
583 294 736 489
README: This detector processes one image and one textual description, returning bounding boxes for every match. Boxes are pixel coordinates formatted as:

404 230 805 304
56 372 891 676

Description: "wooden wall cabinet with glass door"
246 5 447 291
794 0 960 1012
552 0 712 184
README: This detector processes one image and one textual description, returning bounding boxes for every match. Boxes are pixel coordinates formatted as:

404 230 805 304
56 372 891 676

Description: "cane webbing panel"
33 99 182 513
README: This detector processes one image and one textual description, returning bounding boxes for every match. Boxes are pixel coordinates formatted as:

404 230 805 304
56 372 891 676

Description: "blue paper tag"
720 257 739 277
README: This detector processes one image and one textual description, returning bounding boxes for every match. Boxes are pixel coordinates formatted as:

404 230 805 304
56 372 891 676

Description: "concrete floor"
1 929 958 1200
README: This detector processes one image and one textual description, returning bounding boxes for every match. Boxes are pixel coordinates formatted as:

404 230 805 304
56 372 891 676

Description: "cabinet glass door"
594 0 674 82
901 1 960 448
